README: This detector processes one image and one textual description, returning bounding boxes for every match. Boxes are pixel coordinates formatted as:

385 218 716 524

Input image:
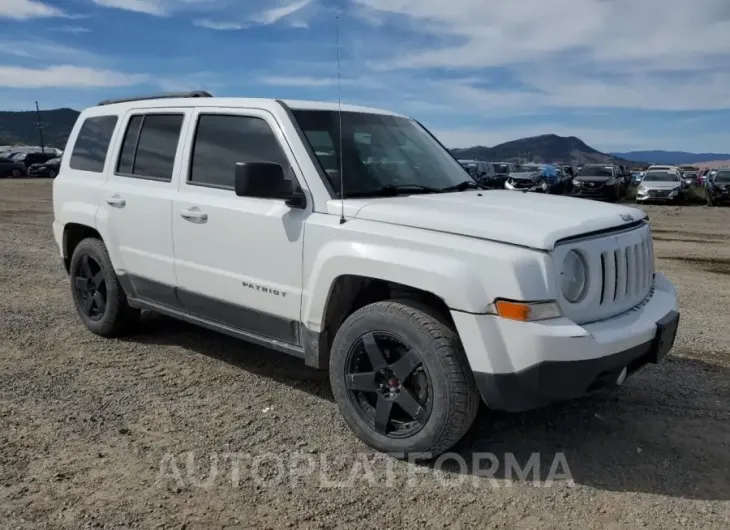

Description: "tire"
69 237 140 337
48 170 57 178
11 168 22 178
329 300 480 459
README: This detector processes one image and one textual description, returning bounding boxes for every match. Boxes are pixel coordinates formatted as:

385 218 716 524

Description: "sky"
1 0 730 153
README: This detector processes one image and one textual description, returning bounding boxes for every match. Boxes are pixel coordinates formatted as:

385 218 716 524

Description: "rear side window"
69 115 118 173
189 114 289 189
117 114 184 181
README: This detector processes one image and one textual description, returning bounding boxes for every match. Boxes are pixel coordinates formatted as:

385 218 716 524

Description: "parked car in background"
636 169 684 203
504 163 565 194
27 157 62 178
0 156 27 177
706 169 730 206
698 168 711 186
631 171 644 186
570 164 623 201
487 161 515 189
11 151 57 169
458 159 495 184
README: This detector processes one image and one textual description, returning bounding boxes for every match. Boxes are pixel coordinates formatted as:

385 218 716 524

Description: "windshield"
714 171 730 183
493 163 510 173
11 153 27 161
578 166 613 177
643 171 680 182
292 110 473 197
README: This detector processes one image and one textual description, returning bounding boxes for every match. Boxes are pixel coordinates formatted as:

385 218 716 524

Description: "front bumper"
452 273 679 412
504 180 547 193
570 185 617 199
636 189 681 202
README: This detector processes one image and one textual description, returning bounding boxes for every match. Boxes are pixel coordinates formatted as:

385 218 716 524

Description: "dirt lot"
1 179 729 529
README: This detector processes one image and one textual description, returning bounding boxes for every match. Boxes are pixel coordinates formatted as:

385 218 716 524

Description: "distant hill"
0 108 79 150
610 150 730 165
452 134 626 165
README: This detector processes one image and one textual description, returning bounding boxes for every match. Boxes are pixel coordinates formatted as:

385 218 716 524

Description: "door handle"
180 207 208 223
106 195 126 207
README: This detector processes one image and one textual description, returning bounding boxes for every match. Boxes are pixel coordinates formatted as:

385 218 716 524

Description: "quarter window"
116 114 184 181
69 116 118 173
189 114 289 189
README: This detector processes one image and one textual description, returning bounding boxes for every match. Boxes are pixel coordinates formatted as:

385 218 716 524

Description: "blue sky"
2 0 730 152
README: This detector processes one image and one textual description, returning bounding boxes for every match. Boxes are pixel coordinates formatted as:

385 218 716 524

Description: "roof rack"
97 91 213 106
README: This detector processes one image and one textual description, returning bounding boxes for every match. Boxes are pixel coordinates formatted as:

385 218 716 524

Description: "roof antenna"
336 15 346 225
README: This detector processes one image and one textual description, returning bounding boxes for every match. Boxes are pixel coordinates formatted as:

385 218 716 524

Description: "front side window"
117 114 184 181
189 114 289 189
292 110 472 197
70 115 118 173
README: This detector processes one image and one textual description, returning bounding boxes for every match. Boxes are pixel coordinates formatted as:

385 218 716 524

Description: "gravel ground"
1 179 729 529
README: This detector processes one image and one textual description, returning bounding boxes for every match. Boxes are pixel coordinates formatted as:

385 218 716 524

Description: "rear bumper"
452 273 679 412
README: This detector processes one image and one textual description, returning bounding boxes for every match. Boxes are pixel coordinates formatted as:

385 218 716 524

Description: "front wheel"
11 168 22 178
329 301 480 459
69 238 140 337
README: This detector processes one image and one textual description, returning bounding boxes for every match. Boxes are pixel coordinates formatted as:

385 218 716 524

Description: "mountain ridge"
610 150 730 165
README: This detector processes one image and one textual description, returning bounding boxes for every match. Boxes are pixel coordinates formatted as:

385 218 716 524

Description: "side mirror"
234 162 306 208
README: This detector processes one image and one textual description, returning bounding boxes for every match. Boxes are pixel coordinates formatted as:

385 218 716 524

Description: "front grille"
598 237 653 306
648 189 671 197
581 181 604 189
510 179 533 189
553 223 654 324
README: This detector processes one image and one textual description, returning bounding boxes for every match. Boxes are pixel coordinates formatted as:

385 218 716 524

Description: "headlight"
561 250 587 303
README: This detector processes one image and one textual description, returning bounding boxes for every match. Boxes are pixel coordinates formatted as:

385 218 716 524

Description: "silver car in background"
636 169 684 203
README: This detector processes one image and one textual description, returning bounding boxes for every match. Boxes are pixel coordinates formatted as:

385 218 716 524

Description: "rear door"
97 109 191 307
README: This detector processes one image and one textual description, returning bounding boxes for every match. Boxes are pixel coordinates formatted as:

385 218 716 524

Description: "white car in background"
636 169 684 203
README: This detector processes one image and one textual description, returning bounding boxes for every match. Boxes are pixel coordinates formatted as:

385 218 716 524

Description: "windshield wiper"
439 180 487 192
344 184 441 198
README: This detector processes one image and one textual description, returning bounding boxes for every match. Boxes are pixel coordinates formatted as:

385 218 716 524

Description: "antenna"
336 15 346 225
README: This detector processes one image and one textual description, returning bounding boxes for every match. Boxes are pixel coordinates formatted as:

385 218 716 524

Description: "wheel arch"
62 223 103 273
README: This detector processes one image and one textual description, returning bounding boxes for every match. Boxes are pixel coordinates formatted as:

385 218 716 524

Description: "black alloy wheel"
73 254 107 321
345 331 432 438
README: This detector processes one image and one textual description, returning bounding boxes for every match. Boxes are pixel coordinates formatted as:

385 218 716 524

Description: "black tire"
330 300 480 459
11 168 22 178
48 170 57 178
69 237 140 337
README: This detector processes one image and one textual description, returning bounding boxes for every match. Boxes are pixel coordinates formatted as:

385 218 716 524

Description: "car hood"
337 191 646 251
641 181 681 189
509 171 542 180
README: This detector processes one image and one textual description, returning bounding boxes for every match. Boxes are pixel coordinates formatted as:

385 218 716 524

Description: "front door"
172 108 308 345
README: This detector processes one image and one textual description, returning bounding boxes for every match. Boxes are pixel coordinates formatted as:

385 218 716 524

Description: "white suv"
53 92 680 457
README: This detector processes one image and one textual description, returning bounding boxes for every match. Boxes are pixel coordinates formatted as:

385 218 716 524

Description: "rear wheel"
69 238 140 337
330 301 480 458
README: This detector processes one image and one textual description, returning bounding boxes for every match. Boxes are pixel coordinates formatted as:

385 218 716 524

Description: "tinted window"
189 114 289 188
70 116 118 172
117 114 183 181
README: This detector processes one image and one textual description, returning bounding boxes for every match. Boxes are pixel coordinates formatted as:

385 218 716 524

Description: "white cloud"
54 25 92 34
0 65 149 88
193 18 247 30
250 0 312 25
90 0 166 15
0 0 65 19
194 0 315 30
